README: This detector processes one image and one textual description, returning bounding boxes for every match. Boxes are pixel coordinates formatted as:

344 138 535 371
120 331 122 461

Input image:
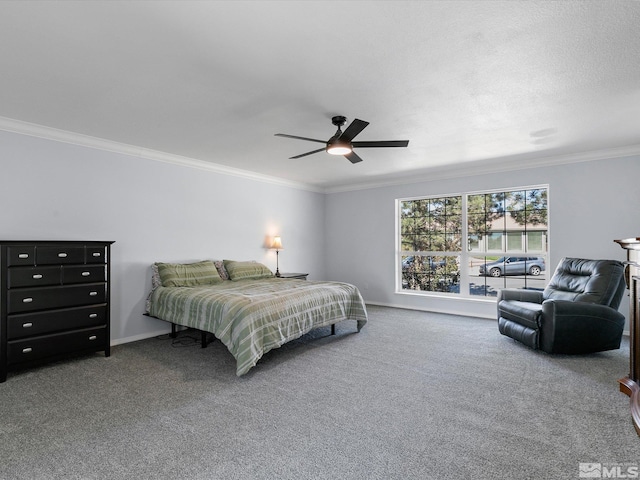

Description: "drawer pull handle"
82 271 91 276
22 298 33 303
18 253 30 259
22 348 33 354
32 274 43 279
89 291 98 296
92 252 101 257
89 313 98 318
58 253 68 258
89 335 97 341
22 322 33 328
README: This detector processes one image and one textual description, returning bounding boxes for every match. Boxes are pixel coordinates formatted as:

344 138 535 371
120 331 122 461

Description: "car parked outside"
479 256 546 277
402 256 445 270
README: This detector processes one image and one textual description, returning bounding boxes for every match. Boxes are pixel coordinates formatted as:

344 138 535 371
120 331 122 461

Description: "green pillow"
155 260 223 287
223 260 274 281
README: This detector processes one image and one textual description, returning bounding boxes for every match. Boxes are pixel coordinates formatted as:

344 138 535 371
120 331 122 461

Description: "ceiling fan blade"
339 118 369 143
352 140 410 148
344 151 364 164
275 133 326 144
289 148 325 159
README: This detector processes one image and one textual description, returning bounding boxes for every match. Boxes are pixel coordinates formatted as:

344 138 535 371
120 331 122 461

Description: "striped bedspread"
148 278 368 376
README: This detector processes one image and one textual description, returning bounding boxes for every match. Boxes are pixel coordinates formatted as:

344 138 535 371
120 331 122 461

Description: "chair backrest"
543 257 626 308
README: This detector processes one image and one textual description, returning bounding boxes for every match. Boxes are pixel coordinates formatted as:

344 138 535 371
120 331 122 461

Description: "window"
398 186 548 298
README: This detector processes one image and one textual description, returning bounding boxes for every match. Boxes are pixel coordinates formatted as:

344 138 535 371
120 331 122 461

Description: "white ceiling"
1 1 639 192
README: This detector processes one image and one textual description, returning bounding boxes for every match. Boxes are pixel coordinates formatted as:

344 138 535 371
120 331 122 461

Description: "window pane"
431 233 446 250
430 198 446 216
527 231 545 252
506 232 522 251
467 194 485 214
469 256 500 297
401 218 415 234
488 193 505 214
526 209 547 228
445 233 462 251
468 213 488 237
445 196 462 215
526 189 547 211
400 201 416 217
505 191 526 212
488 212 505 232
446 214 462 233
468 234 483 252
402 255 461 293
487 232 503 251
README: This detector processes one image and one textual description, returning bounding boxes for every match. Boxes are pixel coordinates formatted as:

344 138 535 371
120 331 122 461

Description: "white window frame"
396 184 549 299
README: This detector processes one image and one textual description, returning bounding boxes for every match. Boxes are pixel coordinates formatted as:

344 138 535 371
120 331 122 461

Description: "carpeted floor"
0 305 637 479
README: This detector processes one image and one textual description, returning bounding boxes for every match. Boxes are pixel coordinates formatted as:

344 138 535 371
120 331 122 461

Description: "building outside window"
399 186 548 298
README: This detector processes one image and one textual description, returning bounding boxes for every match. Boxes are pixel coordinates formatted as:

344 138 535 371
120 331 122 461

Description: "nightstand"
276 273 309 280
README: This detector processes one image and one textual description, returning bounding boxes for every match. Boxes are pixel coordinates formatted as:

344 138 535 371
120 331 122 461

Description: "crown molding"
323 143 640 194
0 116 324 193
2 115 639 196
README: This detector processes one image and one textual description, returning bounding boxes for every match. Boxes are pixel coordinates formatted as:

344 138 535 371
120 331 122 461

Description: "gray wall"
2 126 638 342
325 155 640 323
0 130 326 343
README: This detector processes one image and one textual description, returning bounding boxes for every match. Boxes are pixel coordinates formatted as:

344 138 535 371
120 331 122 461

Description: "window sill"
395 289 497 304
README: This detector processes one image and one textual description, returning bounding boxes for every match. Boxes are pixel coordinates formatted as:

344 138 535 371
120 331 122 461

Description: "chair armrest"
497 289 544 320
541 299 625 323
540 299 626 353
498 288 544 304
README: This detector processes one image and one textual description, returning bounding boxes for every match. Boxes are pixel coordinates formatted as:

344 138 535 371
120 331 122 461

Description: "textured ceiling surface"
1 1 639 190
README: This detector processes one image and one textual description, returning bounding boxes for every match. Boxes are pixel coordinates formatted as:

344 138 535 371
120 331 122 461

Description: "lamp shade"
271 236 283 250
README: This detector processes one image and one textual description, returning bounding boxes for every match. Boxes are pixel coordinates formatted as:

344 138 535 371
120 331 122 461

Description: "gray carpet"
0 305 637 480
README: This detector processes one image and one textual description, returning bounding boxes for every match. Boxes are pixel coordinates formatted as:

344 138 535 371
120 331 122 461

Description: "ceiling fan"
275 115 409 164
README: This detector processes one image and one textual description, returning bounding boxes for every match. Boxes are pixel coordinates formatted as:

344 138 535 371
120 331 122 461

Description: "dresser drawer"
63 265 106 284
7 326 108 365
7 266 62 288
36 246 85 265
7 283 106 314
7 305 107 339
86 246 107 264
6 246 36 266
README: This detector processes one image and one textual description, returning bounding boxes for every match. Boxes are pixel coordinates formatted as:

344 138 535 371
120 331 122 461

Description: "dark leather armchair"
497 258 626 354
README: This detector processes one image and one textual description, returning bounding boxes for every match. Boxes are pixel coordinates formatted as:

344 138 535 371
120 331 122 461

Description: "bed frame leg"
171 323 177 338
331 324 336 336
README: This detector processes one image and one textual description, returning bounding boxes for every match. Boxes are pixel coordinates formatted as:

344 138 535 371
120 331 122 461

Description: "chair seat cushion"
498 300 543 330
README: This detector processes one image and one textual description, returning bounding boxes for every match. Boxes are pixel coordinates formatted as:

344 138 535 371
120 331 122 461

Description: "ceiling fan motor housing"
331 115 347 127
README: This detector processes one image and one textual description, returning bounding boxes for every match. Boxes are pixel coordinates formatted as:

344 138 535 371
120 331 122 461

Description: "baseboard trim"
365 301 495 320
110 328 170 347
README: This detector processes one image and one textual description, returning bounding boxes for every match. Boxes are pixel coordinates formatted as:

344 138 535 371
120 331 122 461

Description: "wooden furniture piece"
614 237 640 436
276 272 309 280
0 241 114 382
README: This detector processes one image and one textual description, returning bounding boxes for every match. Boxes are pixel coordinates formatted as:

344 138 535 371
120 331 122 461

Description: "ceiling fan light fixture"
326 140 352 156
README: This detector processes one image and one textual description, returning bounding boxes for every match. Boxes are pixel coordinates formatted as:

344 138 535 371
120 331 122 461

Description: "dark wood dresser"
615 237 640 436
0 241 114 382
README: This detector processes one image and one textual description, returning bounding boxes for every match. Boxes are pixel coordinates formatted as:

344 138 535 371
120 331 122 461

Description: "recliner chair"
497 257 626 354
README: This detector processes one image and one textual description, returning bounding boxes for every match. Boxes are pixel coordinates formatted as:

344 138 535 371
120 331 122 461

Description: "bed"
145 259 367 376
